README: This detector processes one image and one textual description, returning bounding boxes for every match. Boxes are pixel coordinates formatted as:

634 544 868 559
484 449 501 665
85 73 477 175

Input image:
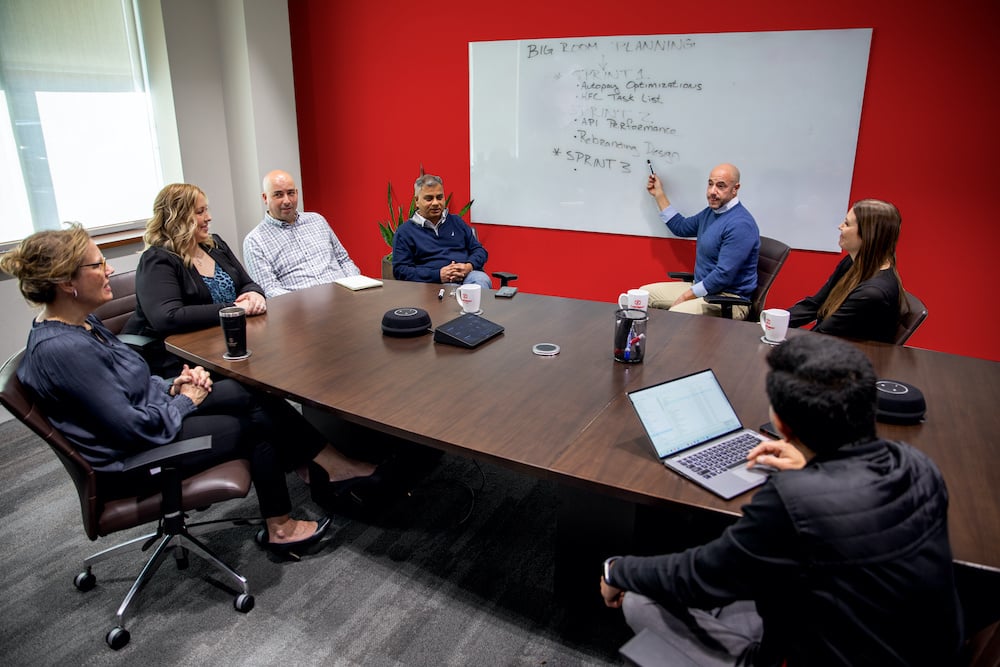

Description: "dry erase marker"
437 288 444 300
647 159 655 175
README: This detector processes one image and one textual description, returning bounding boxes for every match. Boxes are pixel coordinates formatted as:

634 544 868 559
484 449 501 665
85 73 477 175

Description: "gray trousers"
623 593 763 666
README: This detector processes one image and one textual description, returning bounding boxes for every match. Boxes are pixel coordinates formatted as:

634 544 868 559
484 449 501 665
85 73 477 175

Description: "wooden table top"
167 280 1000 571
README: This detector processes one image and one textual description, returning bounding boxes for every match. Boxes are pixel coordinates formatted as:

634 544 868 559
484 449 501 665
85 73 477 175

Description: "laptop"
627 369 772 499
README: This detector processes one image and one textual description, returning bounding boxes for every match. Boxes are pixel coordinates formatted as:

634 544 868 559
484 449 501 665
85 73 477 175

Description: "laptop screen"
627 369 743 458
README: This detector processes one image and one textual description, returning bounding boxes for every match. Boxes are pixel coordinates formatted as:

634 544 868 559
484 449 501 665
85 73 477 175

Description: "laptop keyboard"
678 433 762 479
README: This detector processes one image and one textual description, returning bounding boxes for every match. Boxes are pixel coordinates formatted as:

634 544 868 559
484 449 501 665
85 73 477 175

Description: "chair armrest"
121 435 212 472
667 271 694 282
118 333 157 352
491 271 518 287
704 294 751 307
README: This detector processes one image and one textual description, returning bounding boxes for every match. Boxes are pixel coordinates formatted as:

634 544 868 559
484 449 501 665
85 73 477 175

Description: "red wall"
288 0 1000 361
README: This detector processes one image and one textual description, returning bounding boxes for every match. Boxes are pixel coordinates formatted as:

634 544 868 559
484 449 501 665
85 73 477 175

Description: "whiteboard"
469 29 872 251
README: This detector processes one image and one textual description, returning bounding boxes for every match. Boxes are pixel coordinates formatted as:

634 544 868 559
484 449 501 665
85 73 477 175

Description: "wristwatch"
603 556 618 585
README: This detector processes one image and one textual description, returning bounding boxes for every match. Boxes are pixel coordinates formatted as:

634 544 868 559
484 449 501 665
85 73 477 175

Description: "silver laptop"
627 369 771 499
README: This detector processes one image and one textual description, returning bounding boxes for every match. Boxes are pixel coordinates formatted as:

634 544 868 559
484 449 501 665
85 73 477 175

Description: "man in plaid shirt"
243 170 361 297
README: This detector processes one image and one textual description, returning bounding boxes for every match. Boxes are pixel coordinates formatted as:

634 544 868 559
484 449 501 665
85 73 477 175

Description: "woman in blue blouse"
2 225 379 552
124 183 268 375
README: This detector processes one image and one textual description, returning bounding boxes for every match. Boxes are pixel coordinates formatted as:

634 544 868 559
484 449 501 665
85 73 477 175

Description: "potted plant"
378 175 473 279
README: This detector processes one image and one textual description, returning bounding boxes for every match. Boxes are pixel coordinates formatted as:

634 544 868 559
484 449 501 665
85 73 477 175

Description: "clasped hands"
440 261 472 284
170 363 213 406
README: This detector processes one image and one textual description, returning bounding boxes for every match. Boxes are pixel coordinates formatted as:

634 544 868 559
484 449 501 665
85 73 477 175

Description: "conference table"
166 280 1000 575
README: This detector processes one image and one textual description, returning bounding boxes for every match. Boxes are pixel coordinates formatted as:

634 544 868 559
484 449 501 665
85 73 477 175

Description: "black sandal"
255 516 331 558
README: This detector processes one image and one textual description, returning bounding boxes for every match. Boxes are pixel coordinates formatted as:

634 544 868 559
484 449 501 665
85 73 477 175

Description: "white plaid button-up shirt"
243 211 360 297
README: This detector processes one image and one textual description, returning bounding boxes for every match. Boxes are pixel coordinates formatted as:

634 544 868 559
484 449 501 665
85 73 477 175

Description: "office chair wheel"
106 626 130 650
234 593 255 613
74 571 96 592
254 527 267 546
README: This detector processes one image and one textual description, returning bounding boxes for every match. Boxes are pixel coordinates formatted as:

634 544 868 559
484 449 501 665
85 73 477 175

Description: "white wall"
0 0 301 422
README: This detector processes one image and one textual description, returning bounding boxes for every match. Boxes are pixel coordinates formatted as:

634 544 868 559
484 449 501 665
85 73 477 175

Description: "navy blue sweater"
391 213 487 283
662 202 759 298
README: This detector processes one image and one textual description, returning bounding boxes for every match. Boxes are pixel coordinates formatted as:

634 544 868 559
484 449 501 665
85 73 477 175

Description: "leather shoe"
309 462 383 507
257 516 332 555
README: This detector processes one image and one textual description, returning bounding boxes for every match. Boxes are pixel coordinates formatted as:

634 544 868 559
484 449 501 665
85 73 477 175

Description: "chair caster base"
235 593 254 613
74 570 96 592
106 625 130 650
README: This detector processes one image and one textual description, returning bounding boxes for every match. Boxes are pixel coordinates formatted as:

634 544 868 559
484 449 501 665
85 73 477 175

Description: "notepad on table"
333 275 383 291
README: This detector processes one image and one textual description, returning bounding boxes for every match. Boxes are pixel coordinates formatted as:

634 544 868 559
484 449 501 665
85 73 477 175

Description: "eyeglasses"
79 257 107 272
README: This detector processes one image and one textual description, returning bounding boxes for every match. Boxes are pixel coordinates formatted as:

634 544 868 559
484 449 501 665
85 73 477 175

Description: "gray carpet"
0 418 630 666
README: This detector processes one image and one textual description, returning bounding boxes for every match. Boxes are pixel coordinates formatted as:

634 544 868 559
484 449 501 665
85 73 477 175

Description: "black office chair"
667 236 791 320
0 350 255 650
894 290 928 345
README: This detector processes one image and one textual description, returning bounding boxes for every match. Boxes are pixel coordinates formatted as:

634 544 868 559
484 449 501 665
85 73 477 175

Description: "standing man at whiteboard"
392 174 491 289
641 164 760 318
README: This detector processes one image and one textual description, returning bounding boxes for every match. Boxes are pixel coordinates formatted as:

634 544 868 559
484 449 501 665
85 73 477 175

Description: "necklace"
192 249 213 270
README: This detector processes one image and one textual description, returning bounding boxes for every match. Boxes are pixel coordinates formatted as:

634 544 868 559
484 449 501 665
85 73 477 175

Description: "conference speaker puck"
381 307 432 337
875 379 926 425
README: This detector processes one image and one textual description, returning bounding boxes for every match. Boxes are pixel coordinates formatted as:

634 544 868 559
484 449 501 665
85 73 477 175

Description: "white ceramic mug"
759 308 790 343
455 284 482 314
617 288 649 312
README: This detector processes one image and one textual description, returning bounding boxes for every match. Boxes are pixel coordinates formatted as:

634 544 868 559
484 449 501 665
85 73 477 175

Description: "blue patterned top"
202 263 237 304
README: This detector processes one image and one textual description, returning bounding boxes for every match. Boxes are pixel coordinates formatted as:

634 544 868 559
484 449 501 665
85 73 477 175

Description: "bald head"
262 170 299 223
713 163 740 183
706 163 741 209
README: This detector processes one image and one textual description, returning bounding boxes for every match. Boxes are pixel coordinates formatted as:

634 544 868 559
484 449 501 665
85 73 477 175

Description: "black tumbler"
219 306 250 359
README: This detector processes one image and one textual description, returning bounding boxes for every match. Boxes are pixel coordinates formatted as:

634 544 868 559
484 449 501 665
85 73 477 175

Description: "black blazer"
787 255 900 343
123 234 264 372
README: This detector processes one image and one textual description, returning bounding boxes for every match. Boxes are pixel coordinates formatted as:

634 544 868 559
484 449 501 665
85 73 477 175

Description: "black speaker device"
875 379 926 425
381 307 432 337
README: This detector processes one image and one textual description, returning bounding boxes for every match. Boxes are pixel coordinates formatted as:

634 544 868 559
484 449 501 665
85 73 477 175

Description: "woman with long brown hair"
787 199 907 343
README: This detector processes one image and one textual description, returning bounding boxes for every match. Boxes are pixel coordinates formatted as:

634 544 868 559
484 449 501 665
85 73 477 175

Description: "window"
0 0 161 246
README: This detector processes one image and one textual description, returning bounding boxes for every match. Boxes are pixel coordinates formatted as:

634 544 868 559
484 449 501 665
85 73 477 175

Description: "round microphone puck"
381 307 432 337
875 379 926 424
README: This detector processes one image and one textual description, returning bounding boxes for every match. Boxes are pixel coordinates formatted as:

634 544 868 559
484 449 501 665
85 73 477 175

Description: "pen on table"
647 159 655 176
437 288 444 300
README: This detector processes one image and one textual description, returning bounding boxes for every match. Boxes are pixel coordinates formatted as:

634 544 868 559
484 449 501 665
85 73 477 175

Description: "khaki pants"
640 281 750 320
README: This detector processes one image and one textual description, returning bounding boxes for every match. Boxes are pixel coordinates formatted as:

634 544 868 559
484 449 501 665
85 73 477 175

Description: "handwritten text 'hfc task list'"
526 38 702 175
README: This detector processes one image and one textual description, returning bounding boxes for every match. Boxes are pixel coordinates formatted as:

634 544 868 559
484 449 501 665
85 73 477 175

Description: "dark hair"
765 336 877 453
0 223 92 305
